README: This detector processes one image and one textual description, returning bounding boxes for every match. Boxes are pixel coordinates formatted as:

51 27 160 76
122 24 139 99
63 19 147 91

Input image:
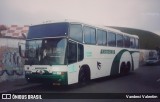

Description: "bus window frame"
83 25 96 45
130 37 135 49
124 35 130 48
116 33 124 48
97 28 107 46
107 31 116 47
67 39 84 65
69 23 83 43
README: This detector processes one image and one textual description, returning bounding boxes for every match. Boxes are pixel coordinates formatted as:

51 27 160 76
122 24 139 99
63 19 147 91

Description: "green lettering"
100 49 115 54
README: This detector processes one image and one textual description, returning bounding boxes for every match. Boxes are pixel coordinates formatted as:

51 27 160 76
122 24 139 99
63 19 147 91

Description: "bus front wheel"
78 68 90 86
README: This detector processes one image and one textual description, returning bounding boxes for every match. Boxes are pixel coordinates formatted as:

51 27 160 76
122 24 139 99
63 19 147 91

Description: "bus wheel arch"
78 65 91 85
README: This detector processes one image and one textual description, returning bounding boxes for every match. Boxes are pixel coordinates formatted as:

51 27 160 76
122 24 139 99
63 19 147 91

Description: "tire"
120 62 126 75
78 69 90 86
126 62 131 73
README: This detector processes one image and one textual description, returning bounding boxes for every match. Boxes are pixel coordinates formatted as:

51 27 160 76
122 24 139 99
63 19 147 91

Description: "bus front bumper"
25 72 68 85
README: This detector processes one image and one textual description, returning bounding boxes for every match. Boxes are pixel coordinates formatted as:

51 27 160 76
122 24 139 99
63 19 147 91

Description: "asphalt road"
9 65 160 102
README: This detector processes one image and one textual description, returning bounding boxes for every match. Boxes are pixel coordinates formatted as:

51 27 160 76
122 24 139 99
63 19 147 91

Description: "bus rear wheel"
120 62 126 75
126 62 131 73
120 62 131 75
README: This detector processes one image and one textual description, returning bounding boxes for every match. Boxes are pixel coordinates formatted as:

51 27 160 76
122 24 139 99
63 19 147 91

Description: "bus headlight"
52 71 65 75
25 71 32 74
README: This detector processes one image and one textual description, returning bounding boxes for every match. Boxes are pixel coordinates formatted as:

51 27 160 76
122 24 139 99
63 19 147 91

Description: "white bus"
19 21 139 85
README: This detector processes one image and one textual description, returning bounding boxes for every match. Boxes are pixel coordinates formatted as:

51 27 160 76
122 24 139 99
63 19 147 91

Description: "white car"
146 57 159 65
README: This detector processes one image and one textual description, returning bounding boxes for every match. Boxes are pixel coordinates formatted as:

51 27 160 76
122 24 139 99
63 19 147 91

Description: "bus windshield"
25 38 67 65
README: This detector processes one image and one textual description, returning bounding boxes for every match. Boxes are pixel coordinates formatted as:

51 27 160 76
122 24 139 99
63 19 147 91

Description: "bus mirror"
18 42 25 58
18 45 22 57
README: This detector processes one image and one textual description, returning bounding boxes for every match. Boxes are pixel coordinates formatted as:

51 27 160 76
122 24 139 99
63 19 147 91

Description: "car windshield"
25 38 67 65
148 57 158 60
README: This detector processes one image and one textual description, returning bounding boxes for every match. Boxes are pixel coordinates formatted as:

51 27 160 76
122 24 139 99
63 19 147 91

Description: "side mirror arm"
18 42 25 58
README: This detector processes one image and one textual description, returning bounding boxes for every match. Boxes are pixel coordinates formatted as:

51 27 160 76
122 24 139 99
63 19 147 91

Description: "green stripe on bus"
110 49 128 75
110 49 139 75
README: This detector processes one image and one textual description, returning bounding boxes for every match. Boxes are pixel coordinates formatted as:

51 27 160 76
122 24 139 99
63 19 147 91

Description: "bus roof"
30 19 139 39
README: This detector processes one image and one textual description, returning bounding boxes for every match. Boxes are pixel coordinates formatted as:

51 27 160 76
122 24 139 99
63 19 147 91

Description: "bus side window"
124 36 130 48
84 26 96 44
68 41 77 64
116 34 123 47
97 29 107 45
108 32 116 47
70 24 83 42
78 44 84 61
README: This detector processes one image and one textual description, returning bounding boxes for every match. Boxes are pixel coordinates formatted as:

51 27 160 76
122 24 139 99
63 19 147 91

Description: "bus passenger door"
67 40 84 84
67 40 78 84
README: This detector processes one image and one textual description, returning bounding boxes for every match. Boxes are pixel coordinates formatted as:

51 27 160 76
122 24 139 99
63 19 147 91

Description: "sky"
0 0 160 35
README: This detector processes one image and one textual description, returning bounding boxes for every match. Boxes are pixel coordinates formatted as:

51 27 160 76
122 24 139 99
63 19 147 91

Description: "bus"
19 21 139 85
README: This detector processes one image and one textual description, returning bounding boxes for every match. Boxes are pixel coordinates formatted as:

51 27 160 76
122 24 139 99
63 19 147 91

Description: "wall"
0 38 25 82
